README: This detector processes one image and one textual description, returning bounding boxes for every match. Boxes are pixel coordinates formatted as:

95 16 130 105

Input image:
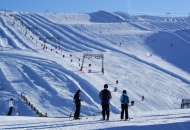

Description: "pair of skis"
121 117 133 121
99 117 133 121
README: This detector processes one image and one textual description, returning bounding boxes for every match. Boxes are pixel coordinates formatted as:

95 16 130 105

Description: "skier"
7 98 14 116
120 90 129 120
99 84 112 120
73 90 82 120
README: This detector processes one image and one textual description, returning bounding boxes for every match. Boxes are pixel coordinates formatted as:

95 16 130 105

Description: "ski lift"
116 80 118 84
131 101 134 106
114 87 117 92
142 96 144 101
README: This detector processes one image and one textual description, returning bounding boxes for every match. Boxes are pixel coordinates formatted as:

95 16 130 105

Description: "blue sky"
0 0 190 16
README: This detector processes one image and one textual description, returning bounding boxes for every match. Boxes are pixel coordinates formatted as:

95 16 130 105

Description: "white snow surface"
0 11 190 129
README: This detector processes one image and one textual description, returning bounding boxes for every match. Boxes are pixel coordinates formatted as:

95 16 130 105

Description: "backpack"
100 89 110 103
122 95 125 103
101 89 109 100
122 95 129 103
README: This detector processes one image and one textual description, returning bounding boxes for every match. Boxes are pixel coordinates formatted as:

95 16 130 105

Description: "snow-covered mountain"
0 10 190 129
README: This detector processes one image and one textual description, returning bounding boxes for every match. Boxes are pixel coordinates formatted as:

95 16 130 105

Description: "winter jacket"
74 92 81 103
120 94 129 104
99 88 112 103
9 100 13 107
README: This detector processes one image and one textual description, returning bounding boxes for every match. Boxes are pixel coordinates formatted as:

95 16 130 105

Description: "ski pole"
109 104 112 112
85 101 93 116
70 102 76 119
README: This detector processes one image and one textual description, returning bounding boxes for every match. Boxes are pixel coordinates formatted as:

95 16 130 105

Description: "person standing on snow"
120 90 129 120
99 84 112 120
7 98 14 116
73 90 82 120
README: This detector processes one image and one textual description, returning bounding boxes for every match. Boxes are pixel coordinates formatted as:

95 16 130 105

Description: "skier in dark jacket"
119 90 129 120
7 98 14 116
99 84 112 120
73 90 82 120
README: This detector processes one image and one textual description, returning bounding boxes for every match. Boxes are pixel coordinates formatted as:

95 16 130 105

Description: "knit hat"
123 90 126 93
104 84 108 88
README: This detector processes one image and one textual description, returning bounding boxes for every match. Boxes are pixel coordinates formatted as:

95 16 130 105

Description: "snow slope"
0 109 190 130
0 10 190 129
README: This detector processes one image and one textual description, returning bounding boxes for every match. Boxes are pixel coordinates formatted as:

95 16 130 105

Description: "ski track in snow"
0 109 190 130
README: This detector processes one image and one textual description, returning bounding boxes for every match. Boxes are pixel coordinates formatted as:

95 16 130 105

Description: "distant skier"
99 84 112 120
120 90 129 120
73 90 82 120
7 98 14 116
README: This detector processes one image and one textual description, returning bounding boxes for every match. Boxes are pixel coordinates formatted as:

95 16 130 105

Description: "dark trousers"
121 104 128 119
74 102 81 118
101 103 110 119
7 107 13 116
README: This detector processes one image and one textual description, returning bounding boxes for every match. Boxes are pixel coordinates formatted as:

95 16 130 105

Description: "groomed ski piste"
0 10 190 129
